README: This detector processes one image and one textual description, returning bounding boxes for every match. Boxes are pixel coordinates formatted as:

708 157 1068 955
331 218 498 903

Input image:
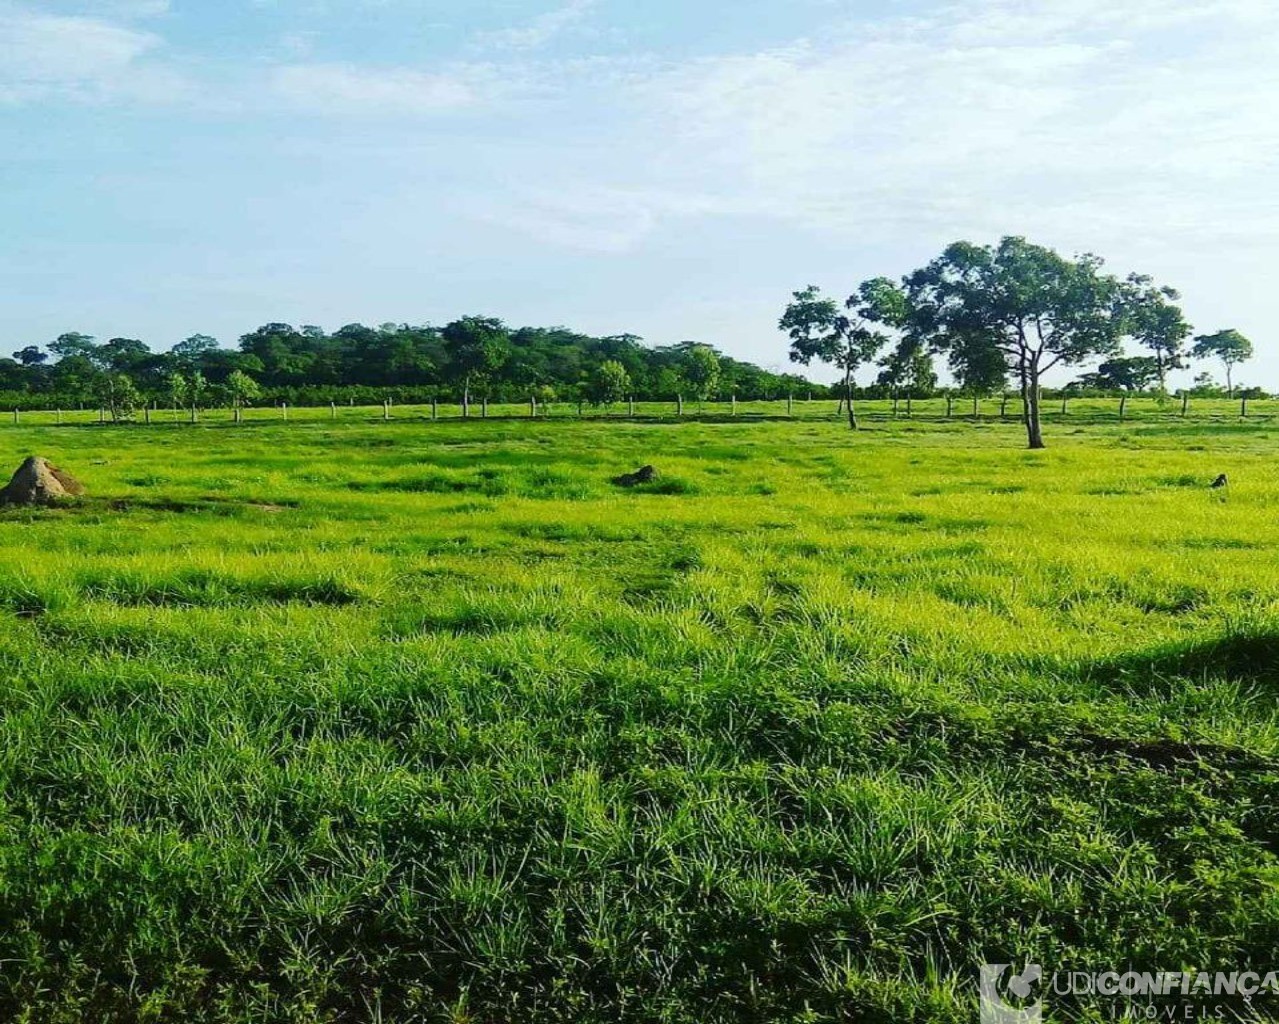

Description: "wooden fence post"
787 394 793 417
331 401 337 420
383 399 390 421
1060 396 1067 415
1181 393 1189 418
482 397 488 418
529 395 536 418
731 394 737 416
282 402 288 421
1241 395 1248 418
432 398 438 421
972 395 979 420
946 394 953 418
56 408 62 424
906 394 913 417
1118 394 1127 421
577 399 584 417
628 396 635 418
1000 394 1008 419
144 406 151 425
12 409 17 425
677 394 683 416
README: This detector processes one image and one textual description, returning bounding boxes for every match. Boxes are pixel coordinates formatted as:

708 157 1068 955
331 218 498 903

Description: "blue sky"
2 0 1276 387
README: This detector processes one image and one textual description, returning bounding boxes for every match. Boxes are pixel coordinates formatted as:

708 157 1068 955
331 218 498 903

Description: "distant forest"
1 311 1261 417
0 319 826 411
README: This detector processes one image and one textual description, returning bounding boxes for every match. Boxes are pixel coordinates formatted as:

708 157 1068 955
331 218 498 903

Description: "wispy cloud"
561 0 1279 251
476 0 595 52
0 4 174 103
269 62 481 114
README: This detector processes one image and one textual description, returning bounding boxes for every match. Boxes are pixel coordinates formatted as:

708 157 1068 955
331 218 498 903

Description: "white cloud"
477 0 595 52
580 0 1279 253
270 62 480 114
0 6 162 101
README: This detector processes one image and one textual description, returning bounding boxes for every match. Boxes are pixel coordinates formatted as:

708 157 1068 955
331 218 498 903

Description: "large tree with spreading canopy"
902 237 1132 449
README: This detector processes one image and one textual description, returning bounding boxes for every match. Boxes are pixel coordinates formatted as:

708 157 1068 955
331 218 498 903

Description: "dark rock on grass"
0 456 85 505
612 465 658 488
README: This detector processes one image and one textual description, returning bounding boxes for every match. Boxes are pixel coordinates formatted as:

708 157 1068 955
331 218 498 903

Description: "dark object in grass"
0 456 85 505
1210 474 1228 489
612 465 658 487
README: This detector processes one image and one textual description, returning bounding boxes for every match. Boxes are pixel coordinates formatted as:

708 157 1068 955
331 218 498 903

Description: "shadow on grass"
1084 631 1279 689
0 496 297 517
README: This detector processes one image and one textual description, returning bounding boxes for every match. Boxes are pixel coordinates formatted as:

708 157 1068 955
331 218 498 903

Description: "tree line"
0 321 821 417
781 236 1257 447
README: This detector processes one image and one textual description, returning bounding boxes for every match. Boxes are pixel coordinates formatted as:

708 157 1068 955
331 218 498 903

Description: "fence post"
100 408 106 424
677 394 683 416
1181 393 1189 418
972 395 979 420
577 399 583 417
331 401 337 420
383 399 390 421
234 405 241 424
482 397 488 418
946 394 953 418
432 398 438 421
12 409 17 425
1060 395 1067 415
282 402 288 421
731 394 737 416
1119 394 1127 421
906 395 913 417
1000 394 1008 419
628 395 635 418
144 406 151 425
56 408 62 425
1241 395 1248 418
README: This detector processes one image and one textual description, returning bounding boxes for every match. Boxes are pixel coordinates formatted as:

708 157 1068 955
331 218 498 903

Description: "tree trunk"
1226 365 1234 399
1021 363 1045 449
846 378 857 430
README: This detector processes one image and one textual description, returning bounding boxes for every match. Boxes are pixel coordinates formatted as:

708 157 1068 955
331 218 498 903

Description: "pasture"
0 409 1276 1022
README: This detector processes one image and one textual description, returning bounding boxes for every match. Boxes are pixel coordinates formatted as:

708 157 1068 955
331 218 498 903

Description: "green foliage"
1193 329 1254 397
903 237 1136 448
681 344 720 402
586 359 631 406
441 316 511 400
1120 274 1191 392
1074 355 1161 392
2 321 821 410
92 374 141 422
224 370 262 408
780 282 897 428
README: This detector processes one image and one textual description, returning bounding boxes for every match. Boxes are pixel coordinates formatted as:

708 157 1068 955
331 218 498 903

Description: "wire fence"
2 395 1273 428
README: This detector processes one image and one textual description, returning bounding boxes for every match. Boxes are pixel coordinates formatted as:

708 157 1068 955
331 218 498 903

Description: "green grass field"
1 411 1276 1022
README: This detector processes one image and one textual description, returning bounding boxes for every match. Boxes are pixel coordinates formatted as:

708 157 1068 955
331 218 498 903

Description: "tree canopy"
0 319 820 409
1192 329 1254 397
